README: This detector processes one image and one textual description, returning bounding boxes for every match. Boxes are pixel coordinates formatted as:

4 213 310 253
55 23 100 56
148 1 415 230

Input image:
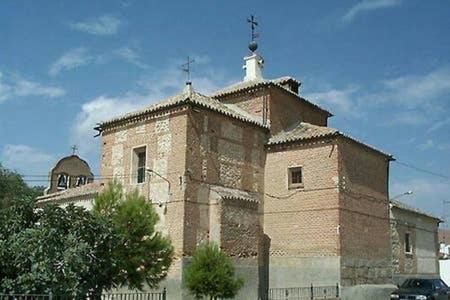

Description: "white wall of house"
440 260 450 285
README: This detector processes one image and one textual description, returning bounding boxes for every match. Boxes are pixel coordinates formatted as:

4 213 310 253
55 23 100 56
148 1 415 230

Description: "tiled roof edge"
390 200 442 221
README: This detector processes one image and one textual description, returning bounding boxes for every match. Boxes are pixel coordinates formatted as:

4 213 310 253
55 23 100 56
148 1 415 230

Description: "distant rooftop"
390 199 442 221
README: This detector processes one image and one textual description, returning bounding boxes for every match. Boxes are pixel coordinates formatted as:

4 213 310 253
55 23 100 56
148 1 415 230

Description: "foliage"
0 203 116 296
93 181 174 290
0 163 44 208
184 243 244 300
0 166 173 296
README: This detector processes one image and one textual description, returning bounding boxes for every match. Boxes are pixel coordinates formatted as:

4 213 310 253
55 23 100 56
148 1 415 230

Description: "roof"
267 122 393 159
390 199 442 221
99 88 268 129
36 182 103 205
210 185 259 204
439 229 450 244
211 77 332 117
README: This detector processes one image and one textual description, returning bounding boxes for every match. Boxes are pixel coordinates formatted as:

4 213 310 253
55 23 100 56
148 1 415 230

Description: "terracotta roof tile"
390 199 442 221
36 182 103 205
99 89 268 129
210 77 332 116
267 122 393 159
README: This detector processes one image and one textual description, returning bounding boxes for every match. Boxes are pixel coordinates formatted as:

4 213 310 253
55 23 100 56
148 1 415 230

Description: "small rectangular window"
288 166 303 189
132 146 146 184
405 232 412 254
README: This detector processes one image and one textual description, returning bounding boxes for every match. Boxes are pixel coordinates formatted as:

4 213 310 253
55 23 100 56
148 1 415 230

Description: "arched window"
57 173 69 190
75 175 87 187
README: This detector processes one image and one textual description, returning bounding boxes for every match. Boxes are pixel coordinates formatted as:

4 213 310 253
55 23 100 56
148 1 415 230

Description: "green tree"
0 163 44 208
0 165 173 296
184 243 244 300
93 181 173 290
0 203 116 297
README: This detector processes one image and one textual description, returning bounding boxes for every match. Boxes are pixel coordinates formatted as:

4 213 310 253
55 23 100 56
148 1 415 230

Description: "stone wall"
390 206 440 284
337 137 392 286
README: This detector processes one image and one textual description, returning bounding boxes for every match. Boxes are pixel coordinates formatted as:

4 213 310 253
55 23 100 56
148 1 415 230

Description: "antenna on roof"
181 56 195 84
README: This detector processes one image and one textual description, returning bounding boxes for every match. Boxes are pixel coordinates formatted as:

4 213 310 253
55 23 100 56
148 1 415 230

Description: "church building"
37 37 424 299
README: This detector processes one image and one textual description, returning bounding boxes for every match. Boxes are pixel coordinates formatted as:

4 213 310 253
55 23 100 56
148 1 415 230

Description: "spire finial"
181 56 195 84
247 15 259 52
71 145 78 155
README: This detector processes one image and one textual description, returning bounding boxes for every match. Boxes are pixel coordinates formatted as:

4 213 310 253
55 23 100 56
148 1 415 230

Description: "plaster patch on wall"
251 149 260 166
200 135 210 155
111 144 123 167
253 131 260 146
113 166 124 183
155 117 170 134
219 163 242 188
114 131 127 143
203 115 208 132
154 205 167 235
153 158 168 177
197 184 210 204
136 124 146 134
218 139 244 163
149 181 170 204
252 170 259 192
221 122 243 142
157 134 172 155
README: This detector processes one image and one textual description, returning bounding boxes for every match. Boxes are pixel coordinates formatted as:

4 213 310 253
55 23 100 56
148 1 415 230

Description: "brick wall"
264 138 340 257
268 88 328 135
183 108 266 256
100 108 189 256
337 137 392 285
216 86 329 135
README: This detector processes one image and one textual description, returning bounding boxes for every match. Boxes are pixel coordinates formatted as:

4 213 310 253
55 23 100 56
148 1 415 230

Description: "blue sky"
1 0 449 219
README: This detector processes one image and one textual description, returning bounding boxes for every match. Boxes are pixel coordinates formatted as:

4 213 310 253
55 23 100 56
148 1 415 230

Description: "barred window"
132 146 147 184
288 167 303 189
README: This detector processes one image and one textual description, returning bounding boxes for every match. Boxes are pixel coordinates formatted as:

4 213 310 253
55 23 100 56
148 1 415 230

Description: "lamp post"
391 190 413 200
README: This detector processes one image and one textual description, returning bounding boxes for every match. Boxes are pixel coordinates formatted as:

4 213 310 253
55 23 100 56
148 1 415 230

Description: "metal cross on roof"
181 56 195 83
247 15 259 42
71 145 78 155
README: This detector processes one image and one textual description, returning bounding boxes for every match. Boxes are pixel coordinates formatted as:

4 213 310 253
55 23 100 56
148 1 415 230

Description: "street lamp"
391 190 413 200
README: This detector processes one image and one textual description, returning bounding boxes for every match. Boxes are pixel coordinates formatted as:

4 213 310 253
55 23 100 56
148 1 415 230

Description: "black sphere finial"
249 41 258 52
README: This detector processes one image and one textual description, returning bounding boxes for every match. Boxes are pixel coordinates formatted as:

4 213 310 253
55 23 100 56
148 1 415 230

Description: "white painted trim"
129 144 148 185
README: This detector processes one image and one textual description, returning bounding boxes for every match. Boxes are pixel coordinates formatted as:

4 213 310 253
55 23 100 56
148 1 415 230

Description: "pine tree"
184 243 244 300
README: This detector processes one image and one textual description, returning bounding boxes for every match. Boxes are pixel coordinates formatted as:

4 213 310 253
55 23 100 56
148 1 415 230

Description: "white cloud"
382 111 427 126
305 86 361 118
428 117 450 133
306 66 450 126
114 46 149 69
342 0 402 23
391 177 450 218
378 66 450 109
0 71 65 103
71 57 232 156
1 144 54 182
417 139 434 150
49 47 91 76
70 15 122 35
